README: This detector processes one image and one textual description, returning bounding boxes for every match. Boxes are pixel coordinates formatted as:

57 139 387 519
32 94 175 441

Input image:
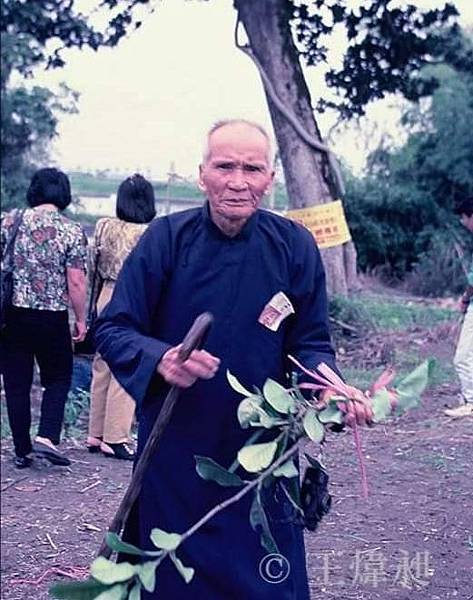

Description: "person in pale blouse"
86 174 156 460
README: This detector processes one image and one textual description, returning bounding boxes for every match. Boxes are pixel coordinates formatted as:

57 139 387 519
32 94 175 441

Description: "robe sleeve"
94 219 172 406
285 225 339 377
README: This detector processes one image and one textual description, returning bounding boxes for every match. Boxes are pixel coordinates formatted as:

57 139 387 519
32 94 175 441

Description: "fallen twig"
11 566 89 586
45 533 58 551
1 476 28 492
80 480 101 493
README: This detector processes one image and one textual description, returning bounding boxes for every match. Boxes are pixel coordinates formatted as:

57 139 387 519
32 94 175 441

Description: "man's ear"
265 170 275 195
198 164 206 192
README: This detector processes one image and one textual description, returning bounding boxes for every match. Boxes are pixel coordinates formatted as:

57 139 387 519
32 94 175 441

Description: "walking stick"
97 312 214 559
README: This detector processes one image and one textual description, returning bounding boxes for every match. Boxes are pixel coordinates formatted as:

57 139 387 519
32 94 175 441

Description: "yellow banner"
286 200 351 249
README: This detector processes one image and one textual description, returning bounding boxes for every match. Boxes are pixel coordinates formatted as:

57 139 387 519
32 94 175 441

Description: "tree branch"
234 16 345 197
180 443 299 543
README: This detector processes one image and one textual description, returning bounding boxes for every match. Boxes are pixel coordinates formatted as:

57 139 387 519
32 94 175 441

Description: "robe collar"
202 201 259 241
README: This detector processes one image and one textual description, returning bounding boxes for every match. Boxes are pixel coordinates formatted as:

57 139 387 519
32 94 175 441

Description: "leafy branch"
50 358 433 599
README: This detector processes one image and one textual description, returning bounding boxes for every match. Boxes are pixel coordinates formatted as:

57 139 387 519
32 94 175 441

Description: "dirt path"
1 331 472 599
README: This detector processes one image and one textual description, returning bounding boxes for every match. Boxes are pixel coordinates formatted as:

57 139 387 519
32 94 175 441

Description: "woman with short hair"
86 173 156 460
0 167 88 468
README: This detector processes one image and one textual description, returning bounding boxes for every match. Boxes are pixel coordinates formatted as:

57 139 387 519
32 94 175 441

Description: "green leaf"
394 359 434 416
150 528 182 551
90 557 137 585
169 552 195 583
95 584 127 600
105 533 150 557
262 379 295 414
371 388 392 422
195 456 244 487
227 370 253 396
49 577 111 599
137 560 160 592
318 404 344 425
249 492 279 554
273 459 299 478
237 395 264 428
238 441 278 473
128 583 141 600
302 409 325 443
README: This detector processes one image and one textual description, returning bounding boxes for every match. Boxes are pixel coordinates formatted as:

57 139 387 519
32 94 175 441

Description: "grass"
331 293 456 332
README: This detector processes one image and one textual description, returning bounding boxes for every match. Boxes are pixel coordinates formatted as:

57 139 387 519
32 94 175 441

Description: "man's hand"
341 398 374 428
157 345 220 388
315 387 374 428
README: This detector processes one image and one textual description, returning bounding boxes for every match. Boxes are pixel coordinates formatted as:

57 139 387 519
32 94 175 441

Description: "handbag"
0 209 25 332
73 228 104 355
300 461 332 531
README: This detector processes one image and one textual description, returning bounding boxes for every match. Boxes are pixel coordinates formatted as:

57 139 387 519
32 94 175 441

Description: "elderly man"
96 119 370 598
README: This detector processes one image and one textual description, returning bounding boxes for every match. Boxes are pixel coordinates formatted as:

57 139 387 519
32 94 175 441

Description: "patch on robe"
258 291 295 332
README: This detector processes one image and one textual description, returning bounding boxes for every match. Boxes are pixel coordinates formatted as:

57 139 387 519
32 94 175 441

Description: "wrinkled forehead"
205 124 272 166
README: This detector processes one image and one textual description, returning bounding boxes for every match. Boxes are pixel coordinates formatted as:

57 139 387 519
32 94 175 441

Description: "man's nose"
227 168 249 190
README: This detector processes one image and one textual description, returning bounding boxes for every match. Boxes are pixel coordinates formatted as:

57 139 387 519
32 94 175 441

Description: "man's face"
199 124 274 225
460 213 473 233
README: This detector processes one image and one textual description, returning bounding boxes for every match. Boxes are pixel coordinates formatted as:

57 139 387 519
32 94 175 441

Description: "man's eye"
244 165 264 173
216 163 234 171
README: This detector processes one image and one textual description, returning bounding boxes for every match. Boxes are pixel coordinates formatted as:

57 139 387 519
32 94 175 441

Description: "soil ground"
1 301 472 599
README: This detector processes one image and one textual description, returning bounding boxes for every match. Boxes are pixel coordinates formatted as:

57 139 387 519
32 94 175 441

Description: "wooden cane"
98 312 214 559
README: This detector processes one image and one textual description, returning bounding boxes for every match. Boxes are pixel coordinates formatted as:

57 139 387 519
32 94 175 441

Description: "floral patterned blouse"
0 207 88 311
92 217 149 282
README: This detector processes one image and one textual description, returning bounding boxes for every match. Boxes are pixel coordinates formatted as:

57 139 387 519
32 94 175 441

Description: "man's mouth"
222 198 250 204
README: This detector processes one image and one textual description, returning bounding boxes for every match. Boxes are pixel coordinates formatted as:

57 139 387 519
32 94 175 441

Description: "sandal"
100 441 135 461
86 436 102 453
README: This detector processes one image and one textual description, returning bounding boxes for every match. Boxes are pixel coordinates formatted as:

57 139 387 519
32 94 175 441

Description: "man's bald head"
202 119 274 167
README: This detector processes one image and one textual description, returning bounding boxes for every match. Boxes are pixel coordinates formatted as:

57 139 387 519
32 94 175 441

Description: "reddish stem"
352 418 369 500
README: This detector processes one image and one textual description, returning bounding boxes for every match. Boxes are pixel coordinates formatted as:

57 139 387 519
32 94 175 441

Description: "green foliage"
289 0 462 117
302 409 325 442
394 359 434 416
370 389 392 422
237 441 278 474
330 294 456 332
195 456 244 487
249 490 279 554
345 33 473 290
272 459 298 478
169 552 194 584
90 558 137 585
149 528 181 552
50 577 111 599
403 232 471 296
104 533 149 557
63 389 90 436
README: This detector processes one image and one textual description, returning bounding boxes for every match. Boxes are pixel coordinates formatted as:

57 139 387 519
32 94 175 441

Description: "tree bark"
236 0 355 295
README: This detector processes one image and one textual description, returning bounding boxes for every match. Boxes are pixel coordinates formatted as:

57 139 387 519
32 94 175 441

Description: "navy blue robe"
95 204 338 599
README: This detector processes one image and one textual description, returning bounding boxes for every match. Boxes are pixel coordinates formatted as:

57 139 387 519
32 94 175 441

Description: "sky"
29 0 473 181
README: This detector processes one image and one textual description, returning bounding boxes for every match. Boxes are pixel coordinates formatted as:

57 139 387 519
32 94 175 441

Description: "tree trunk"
236 0 355 295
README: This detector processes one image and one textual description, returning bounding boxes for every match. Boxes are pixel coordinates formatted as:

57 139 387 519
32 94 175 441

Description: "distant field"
69 172 202 199
69 171 289 209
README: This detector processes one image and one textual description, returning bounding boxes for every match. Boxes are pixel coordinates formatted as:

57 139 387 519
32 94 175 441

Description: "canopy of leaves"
344 32 473 291
287 0 465 117
0 0 147 78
